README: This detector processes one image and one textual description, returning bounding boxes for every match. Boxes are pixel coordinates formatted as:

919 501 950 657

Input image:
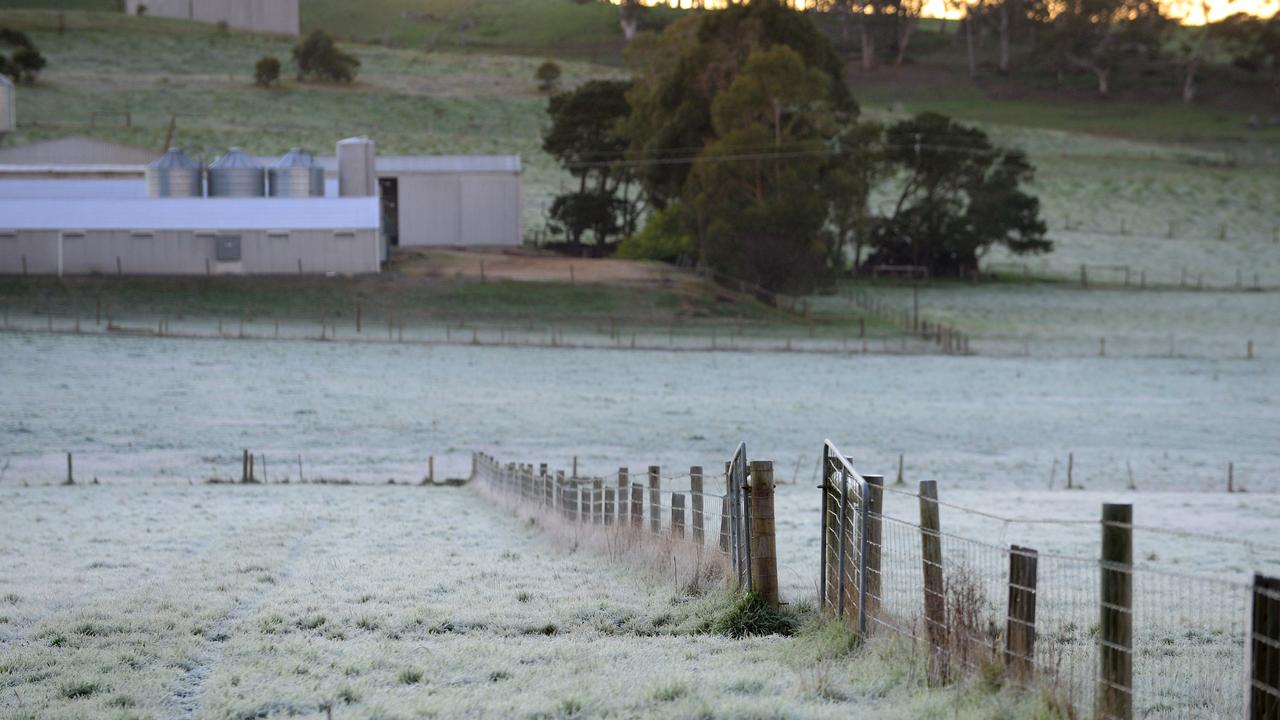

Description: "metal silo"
146 148 204 198
269 148 325 197
207 148 265 197
0 75 14 135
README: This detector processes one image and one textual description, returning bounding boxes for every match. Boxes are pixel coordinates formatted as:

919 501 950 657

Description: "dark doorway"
379 177 399 247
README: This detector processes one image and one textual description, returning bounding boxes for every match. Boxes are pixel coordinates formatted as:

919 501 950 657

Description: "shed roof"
0 198 379 231
0 178 147 199
374 155 521 174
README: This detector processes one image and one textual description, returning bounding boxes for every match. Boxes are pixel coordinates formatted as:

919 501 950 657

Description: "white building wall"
125 0 299 36
3 229 379 276
394 171 521 247
0 231 58 274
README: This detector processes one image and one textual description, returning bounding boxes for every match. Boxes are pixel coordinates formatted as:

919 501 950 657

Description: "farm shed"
124 0 300 36
0 137 159 166
371 156 523 248
0 197 379 276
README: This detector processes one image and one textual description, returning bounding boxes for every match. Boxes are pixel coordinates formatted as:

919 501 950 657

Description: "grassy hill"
1 3 1279 285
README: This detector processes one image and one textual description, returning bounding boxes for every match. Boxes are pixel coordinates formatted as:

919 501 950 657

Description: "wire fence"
471 439 1280 717
0 305 953 356
981 260 1279 293
818 439 1280 719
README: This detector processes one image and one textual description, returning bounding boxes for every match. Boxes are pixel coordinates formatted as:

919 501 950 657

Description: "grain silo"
0 75 15 136
146 148 204 198
207 148 265 197
337 137 376 198
268 148 324 197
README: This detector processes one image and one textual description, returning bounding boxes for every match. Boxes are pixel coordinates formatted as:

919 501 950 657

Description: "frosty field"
2 328 1278 718
1 483 1058 720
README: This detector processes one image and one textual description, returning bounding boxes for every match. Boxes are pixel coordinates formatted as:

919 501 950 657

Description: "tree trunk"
895 18 917 67
1182 59 1199 103
965 16 977 78
861 25 876 70
619 2 639 42
1096 66 1110 95
998 1 1010 75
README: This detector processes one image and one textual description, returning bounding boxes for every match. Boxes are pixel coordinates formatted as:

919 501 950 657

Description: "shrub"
535 60 561 93
254 56 280 87
292 30 360 83
0 27 45 85
616 206 694 263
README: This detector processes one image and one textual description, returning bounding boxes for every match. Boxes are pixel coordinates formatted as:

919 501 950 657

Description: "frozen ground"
1 331 1275 492
0 483 1049 720
1 330 1276 718
814 283 1279 359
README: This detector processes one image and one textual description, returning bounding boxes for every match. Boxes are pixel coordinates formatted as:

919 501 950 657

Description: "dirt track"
388 247 690 286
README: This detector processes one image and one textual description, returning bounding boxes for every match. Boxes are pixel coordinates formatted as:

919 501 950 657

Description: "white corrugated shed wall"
125 0 298 35
394 171 522 247
1 229 379 276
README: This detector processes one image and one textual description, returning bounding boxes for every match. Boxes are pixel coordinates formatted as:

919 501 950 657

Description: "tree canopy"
292 30 360 83
869 112 1050 275
542 80 639 254
0 27 46 85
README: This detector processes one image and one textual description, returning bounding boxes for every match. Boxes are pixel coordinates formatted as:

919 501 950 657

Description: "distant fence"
840 283 971 354
0 305 950 356
817 439 1280 720
471 447 778 607
984 261 1277 292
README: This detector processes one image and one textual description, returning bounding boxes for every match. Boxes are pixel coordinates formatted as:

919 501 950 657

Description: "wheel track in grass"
168 515 329 720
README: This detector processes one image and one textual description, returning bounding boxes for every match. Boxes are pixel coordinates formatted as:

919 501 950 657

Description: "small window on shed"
214 235 242 262
268 231 290 242
0 230 16 241
131 231 155 240
334 231 356 241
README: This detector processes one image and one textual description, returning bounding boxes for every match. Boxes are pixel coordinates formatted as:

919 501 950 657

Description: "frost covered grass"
0 483 1065 719
2 332 1275 493
815 281 1278 358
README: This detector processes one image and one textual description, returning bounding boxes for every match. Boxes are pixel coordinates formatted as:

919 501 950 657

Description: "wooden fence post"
604 487 615 526
864 474 884 622
648 466 661 534
672 493 686 539
691 466 704 544
592 478 603 524
556 471 566 517
66 452 74 485
1098 503 1133 720
1249 574 1280 719
630 483 644 530
1006 545 1039 680
919 480 948 685
617 467 628 523
242 449 249 483
748 461 779 608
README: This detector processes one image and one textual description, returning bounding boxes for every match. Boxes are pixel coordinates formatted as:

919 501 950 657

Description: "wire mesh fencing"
817 438 1280 720
470 447 782 603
